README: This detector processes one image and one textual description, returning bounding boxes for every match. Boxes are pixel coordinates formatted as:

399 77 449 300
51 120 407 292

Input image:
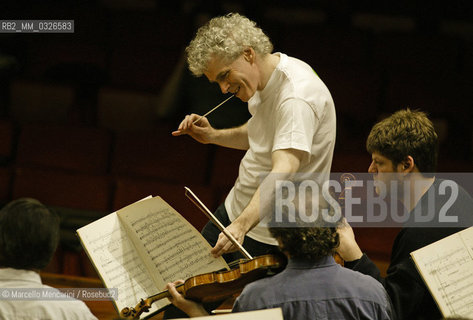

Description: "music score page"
78 196 228 317
411 227 473 318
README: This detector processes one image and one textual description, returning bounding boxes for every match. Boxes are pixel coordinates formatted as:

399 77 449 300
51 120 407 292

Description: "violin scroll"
119 298 151 319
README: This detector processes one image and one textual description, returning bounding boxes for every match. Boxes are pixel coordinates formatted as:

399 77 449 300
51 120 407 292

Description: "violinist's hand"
166 280 209 317
336 218 363 262
211 220 246 258
171 114 215 145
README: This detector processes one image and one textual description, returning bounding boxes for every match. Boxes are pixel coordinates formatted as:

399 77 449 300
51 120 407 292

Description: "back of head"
268 185 340 261
269 224 339 262
366 108 438 173
0 198 59 270
185 12 273 76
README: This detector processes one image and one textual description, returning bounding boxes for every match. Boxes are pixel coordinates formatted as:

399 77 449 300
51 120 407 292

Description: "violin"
119 253 286 319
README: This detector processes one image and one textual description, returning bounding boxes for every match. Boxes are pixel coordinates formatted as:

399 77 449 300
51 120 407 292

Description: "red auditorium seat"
210 146 246 189
113 177 217 231
107 11 186 91
0 167 12 203
280 25 372 72
111 125 211 184
16 124 112 174
321 68 382 122
26 41 107 81
9 80 75 124
321 67 382 152
0 120 14 203
331 153 371 173
464 42 473 76
97 87 160 132
353 227 401 261
383 71 453 116
0 119 14 162
372 33 461 74
12 167 112 211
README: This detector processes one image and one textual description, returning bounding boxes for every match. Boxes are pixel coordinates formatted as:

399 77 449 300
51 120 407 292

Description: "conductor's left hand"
211 221 246 258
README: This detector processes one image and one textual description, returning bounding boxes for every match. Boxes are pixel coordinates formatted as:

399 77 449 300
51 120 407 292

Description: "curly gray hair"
185 13 274 76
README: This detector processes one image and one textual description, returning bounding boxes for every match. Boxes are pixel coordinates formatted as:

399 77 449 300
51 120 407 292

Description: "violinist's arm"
166 281 209 317
336 218 363 261
212 148 304 256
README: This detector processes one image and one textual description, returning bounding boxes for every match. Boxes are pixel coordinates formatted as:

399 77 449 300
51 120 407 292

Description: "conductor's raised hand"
171 114 215 145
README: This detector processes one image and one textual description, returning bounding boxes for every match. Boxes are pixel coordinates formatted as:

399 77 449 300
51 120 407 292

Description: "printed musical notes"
77 212 158 313
118 198 228 286
411 227 473 318
77 196 228 317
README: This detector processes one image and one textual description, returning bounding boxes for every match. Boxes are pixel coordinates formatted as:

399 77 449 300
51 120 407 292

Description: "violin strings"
227 258 250 269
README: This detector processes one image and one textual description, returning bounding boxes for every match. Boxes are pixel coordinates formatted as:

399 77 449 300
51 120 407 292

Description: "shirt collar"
286 255 337 269
0 267 42 284
259 52 284 100
248 52 285 108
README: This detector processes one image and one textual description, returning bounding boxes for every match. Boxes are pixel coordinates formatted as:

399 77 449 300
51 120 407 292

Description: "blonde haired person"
173 13 336 264
185 13 274 77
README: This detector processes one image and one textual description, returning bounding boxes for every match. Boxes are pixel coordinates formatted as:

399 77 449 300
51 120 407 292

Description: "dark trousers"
163 203 279 318
201 203 280 263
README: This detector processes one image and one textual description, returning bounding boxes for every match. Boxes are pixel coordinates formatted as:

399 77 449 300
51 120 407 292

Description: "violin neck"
148 283 185 303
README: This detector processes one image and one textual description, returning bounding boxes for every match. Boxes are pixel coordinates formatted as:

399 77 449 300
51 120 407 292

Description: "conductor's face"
204 49 259 102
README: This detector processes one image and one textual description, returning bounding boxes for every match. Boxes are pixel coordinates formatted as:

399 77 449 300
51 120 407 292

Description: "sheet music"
78 195 228 316
175 308 283 320
410 227 473 317
462 227 473 259
117 196 229 310
77 211 160 315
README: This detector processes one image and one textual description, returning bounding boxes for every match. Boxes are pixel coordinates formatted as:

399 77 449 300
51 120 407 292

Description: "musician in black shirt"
337 109 473 320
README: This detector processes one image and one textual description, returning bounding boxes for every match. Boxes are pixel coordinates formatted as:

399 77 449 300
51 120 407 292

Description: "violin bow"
184 187 253 260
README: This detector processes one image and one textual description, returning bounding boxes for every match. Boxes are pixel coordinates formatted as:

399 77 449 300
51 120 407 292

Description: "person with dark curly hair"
165 199 394 319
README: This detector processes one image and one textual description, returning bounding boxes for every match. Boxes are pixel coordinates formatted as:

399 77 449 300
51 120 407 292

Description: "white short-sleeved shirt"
0 268 98 320
225 53 336 244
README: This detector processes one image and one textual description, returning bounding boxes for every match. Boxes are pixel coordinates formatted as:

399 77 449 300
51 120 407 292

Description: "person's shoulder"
233 275 279 311
279 54 317 78
238 270 289 302
50 299 97 320
274 54 334 113
35 284 97 319
241 273 278 293
338 267 387 297
434 178 473 201
434 178 473 225
0 299 97 320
